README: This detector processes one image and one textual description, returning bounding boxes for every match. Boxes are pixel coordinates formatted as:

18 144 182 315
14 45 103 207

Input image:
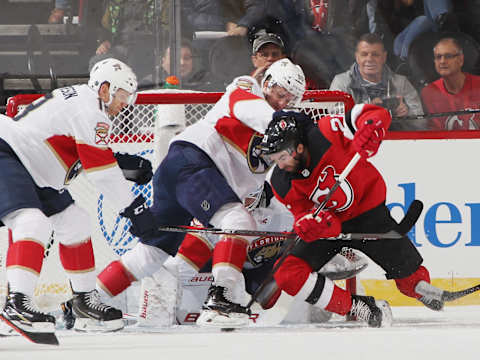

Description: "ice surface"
1 306 480 360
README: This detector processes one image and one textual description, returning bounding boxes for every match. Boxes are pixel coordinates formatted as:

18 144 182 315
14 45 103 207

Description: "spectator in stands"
250 31 287 83
392 0 458 60
421 37 480 130
330 33 424 130
291 0 390 86
141 38 208 90
249 30 320 90
182 0 266 37
48 0 70 24
223 0 266 37
88 0 155 81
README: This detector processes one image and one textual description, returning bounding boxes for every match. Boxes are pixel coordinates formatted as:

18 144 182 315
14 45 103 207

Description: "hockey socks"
177 233 213 271
97 260 135 297
6 239 44 296
59 239 96 292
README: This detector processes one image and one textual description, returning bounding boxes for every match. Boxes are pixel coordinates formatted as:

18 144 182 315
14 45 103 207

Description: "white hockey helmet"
261 58 306 107
88 58 138 106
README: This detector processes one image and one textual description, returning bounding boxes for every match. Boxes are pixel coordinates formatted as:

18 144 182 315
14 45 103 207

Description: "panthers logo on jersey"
64 159 83 185
246 236 286 267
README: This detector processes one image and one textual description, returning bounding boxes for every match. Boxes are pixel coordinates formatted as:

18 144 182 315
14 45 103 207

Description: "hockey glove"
352 118 386 159
294 210 341 242
114 153 153 185
120 195 156 239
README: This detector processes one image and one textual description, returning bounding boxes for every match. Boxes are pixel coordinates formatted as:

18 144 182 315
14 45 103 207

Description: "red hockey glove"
294 210 341 242
352 118 386 158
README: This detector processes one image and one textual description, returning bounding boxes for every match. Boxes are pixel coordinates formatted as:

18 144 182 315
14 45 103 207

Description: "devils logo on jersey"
309 165 354 211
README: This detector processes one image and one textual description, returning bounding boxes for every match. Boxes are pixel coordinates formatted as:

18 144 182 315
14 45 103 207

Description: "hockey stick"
246 153 362 309
392 108 480 121
442 284 480 302
157 199 423 240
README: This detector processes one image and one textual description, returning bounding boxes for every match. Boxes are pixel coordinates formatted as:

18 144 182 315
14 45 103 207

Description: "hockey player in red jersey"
0 58 151 344
258 107 445 327
97 58 307 327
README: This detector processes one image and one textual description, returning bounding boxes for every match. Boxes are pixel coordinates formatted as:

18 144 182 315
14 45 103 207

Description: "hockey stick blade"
397 200 423 235
0 315 59 345
442 284 480 302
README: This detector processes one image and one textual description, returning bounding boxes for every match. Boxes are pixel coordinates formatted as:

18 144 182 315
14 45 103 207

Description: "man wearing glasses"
250 31 287 83
421 37 480 130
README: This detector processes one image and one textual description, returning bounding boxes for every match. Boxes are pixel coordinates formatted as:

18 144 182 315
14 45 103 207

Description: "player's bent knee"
121 242 170 280
210 202 256 234
50 203 91 245
274 256 312 296
394 265 431 298
3 208 53 246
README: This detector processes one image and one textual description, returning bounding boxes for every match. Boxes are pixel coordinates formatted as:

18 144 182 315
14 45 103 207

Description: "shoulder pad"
227 76 263 98
270 166 293 199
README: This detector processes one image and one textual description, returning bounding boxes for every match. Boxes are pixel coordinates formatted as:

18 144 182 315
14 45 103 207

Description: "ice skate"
415 281 444 311
348 295 392 328
418 296 444 311
0 291 58 345
71 290 123 332
197 284 251 328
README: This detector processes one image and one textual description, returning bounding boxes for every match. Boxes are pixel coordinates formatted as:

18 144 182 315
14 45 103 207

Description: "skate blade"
0 314 58 345
375 300 393 328
196 310 249 328
74 318 124 332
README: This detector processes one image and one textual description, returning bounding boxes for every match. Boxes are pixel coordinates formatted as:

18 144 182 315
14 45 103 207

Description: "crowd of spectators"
4 0 480 131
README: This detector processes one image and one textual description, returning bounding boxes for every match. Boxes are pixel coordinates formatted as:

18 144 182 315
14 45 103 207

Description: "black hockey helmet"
259 111 308 155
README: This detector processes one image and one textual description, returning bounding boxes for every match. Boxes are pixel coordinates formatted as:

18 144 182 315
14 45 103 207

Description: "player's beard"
287 152 307 173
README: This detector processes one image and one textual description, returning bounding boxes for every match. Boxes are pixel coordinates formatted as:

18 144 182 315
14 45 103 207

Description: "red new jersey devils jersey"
270 105 390 222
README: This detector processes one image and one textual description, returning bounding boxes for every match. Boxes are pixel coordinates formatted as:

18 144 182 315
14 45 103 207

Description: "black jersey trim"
344 110 356 135
270 165 293 199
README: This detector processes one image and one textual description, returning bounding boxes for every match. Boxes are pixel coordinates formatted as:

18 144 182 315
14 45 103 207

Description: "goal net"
0 89 355 312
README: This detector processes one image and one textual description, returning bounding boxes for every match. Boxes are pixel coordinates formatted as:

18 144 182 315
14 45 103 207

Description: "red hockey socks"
6 238 44 296
59 239 96 292
212 236 248 271
394 265 431 299
97 260 136 297
177 233 213 271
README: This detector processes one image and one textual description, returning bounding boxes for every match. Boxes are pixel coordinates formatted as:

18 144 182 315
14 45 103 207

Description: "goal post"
1 89 356 312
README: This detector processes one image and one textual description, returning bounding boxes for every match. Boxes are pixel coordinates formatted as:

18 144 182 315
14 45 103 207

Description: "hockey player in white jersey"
0 58 151 344
97 58 307 327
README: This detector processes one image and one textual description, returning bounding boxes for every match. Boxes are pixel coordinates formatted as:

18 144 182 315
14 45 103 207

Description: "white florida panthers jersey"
173 76 275 201
0 84 134 212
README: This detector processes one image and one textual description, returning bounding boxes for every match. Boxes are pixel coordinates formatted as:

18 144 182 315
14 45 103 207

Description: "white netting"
0 89 353 311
